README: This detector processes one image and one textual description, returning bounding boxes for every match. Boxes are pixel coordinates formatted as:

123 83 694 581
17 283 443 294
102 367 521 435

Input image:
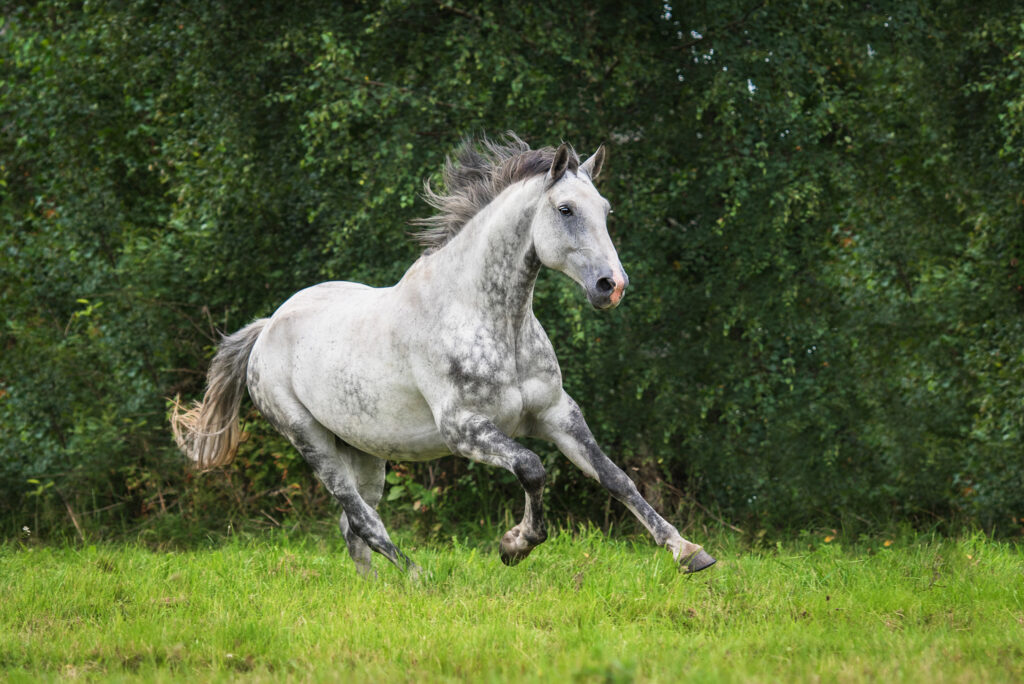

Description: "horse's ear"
548 143 572 184
580 145 606 181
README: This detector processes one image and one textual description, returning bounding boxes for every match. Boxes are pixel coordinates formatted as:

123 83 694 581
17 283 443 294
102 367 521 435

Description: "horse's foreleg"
440 413 547 566
537 393 716 574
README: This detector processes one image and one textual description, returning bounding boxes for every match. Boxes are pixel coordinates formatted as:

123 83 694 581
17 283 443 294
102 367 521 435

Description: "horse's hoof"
354 563 378 580
684 549 717 574
499 529 533 566
500 548 529 566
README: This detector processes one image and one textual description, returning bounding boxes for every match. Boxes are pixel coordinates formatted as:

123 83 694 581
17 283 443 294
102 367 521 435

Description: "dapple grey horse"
172 134 715 575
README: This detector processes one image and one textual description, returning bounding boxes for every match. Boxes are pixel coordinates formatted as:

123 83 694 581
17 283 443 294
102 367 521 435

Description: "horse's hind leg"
254 398 414 575
305 439 416 575
338 448 385 577
339 511 372 576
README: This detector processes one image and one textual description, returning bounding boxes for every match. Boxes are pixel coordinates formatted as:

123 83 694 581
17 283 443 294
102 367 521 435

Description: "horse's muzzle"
587 270 629 309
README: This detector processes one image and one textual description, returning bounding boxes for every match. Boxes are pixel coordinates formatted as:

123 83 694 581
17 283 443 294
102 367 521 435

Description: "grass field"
1 527 1022 682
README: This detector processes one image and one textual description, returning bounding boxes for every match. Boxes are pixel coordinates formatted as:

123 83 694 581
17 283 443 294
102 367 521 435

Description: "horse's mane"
411 132 579 253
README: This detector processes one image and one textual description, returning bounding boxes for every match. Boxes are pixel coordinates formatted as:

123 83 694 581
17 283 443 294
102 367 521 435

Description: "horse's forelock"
412 133 579 253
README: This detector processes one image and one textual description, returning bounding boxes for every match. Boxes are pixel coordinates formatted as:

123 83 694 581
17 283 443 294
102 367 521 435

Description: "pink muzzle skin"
609 272 627 306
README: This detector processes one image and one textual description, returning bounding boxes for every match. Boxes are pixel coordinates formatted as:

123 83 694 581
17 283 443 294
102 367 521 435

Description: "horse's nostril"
596 277 615 294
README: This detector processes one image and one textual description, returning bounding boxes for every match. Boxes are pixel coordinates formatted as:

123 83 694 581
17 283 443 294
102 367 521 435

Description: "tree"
2 1 1022 537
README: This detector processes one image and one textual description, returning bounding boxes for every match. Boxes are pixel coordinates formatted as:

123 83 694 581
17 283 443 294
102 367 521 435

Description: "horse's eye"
558 205 573 216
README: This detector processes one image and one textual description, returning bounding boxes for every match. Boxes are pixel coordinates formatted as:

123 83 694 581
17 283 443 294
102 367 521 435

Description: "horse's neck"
433 182 541 329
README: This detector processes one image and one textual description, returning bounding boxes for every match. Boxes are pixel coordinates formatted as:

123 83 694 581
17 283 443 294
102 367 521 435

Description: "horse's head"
532 144 628 310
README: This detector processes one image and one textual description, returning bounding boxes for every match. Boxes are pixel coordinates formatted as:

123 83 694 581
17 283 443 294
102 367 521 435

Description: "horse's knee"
514 456 546 492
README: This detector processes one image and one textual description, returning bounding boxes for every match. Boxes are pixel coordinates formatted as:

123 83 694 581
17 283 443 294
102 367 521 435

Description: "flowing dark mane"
411 133 579 253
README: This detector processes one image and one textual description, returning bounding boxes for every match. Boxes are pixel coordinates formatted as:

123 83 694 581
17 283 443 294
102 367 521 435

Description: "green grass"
1 528 1022 682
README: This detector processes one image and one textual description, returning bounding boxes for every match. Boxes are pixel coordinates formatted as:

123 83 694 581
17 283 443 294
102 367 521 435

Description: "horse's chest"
443 328 559 435
445 339 519 411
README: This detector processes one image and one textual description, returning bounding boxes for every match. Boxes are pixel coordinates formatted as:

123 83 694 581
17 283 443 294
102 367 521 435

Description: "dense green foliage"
2 1 1023 537
2 530 1022 681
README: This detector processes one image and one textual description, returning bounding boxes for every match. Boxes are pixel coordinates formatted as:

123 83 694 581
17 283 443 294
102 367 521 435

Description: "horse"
171 134 716 576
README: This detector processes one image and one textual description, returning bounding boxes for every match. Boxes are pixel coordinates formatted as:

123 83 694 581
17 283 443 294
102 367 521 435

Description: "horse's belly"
318 397 451 462
296 359 451 460
317 379 530 461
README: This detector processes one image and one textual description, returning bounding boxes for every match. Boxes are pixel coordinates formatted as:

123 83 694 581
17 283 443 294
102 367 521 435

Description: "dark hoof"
684 549 717 574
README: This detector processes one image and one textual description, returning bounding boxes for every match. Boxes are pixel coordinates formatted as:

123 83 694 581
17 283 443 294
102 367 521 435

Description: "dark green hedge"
2 1 1023 538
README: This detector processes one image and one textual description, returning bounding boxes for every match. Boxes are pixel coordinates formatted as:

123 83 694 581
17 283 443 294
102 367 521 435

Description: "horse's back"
271 280 377 319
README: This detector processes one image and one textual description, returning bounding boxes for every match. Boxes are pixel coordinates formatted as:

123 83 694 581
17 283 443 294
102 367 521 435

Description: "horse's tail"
170 319 268 470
